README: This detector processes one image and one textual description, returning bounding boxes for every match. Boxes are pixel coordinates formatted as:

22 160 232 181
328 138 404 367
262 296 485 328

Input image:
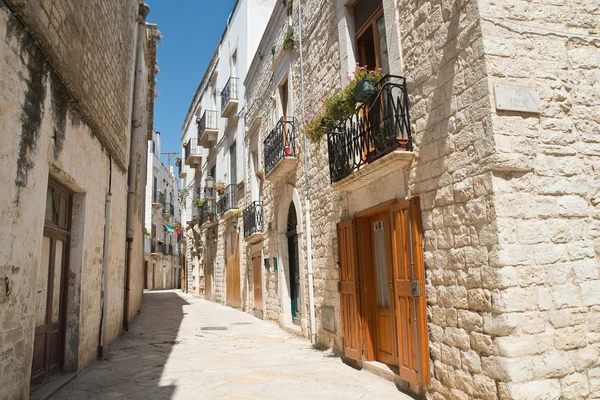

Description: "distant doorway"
287 202 301 325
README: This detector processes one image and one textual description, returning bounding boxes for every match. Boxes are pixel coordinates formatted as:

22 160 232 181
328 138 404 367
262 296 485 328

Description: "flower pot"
353 78 377 103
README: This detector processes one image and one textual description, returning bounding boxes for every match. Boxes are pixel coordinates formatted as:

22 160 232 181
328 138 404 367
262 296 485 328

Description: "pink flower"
355 62 360 65
378 67 382 71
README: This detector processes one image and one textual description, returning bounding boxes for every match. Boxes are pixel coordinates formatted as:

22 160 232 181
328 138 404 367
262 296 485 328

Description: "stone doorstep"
264 156 298 182
280 322 305 339
30 372 77 400
332 150 414 192
361 361 422 399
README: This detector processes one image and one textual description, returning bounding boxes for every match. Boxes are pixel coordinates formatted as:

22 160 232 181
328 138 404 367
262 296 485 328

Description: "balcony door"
354 1 389 74
31 181 71 390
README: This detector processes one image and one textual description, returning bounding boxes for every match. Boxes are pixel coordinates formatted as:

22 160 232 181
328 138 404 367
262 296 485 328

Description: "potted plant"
216 180 226 195
175 157 181 167
354 77 378 103
256 169 264 181
192 198 205 208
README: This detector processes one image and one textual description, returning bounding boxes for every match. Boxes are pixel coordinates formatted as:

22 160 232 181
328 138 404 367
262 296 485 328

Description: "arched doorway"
287 202 301 325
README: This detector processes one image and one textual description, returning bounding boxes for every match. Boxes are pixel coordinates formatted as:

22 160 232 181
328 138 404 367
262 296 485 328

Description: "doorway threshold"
281 322 304 338
30 372 76 400
363 361 406 386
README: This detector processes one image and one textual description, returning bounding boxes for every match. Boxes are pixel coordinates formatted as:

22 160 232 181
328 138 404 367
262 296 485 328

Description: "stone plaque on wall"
321 306 335 332
494 84 541 113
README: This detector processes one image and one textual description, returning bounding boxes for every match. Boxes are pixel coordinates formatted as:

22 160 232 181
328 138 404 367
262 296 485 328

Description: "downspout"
99 155 113 359
124 3 150 331
298 1 317 345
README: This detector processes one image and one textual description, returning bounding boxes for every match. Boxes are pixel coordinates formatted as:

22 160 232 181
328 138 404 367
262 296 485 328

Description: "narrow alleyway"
51 291 412 400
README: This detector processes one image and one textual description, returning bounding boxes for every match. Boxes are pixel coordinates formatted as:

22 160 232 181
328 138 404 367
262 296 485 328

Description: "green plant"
144 228 151 238
303 64 384 144
256 169 264 180
192 198 205 208
284 0 293 16
231 209 242 218
216 180 226 194
271 45 276 57
283 27 296 52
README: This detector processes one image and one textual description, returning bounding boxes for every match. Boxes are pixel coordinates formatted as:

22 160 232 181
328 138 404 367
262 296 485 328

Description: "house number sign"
494 84 541 113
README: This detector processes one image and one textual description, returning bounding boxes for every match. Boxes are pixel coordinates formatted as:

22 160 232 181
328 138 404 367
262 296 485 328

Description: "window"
354 0 389 74
229 142 237 186
231 50 238 77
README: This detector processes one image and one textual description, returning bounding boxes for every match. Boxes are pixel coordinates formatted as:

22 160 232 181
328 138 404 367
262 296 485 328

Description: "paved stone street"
52 290 412 400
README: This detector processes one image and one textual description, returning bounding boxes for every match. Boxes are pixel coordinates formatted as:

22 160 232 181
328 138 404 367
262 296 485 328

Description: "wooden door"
226 230 241 308
337 219 362 361
32 183 70 390
288 233 300 322
390 199 430 386
205 240 213 301
369 214 397 366
252 253 263 312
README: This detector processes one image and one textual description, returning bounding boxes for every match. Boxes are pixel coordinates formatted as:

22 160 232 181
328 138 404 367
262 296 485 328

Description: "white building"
180 0 276 299
145 130 181 290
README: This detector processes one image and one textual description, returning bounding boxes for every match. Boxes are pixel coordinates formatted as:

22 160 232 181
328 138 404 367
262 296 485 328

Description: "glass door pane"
51 240 64 323
373 220 389 308
36 237 51 326
377 16 390 75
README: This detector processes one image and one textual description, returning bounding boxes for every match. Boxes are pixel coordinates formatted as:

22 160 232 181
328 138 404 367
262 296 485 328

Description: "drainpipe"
99 156 113 359
298 1 317 345
124 3 150 332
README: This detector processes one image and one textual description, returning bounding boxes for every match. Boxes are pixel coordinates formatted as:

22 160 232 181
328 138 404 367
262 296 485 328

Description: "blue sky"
146 0 237 163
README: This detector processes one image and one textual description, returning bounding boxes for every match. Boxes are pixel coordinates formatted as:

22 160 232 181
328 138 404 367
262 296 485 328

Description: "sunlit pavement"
52 290 412 399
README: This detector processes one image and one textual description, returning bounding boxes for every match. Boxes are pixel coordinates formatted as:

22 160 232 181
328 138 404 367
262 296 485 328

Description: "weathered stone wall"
476 2 600 398
3 0 140 170
0 1 151 397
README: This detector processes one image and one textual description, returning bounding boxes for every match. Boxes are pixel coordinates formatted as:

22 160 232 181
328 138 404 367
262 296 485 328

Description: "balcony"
153 191 166 209
163 203 174 216
200 191 217 228
217 184 238 218
150 239 162 255
264 116 297 181
178 160 186 179
198 110 219 148
220 77 239 118
327 75 414 191
243 201 264 243
184 138 202 167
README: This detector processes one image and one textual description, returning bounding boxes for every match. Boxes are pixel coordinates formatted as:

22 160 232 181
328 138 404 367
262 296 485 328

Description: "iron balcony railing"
264 116 296 176
327 75 413 184
221 77 239 111
163 203 174 215
159 192 167 208
184 138 201 163
243 201 263 239
152 189 159 204
198 110 218 138
200 197 217 225
217 184 238 215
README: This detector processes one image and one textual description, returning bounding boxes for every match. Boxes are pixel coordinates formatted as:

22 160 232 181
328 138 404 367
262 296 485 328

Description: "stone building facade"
239 0 600 399
144 130 181 291
179 0 276 308
0 0 157 398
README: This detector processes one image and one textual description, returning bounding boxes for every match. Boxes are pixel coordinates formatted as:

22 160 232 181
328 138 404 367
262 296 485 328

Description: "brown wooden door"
368 214 397 366
252 253 263 312
205 241 213 301
390 199 430 386
337 219 362 361
226 230 241 308
32 183 71 390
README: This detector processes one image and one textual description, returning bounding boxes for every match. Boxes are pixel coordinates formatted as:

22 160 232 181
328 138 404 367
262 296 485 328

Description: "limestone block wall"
214 221 227 304
0 2 133 397
476 1 600 398
3 0 140 169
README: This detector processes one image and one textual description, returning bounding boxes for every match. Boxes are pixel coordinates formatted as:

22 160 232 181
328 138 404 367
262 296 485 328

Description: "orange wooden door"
390 199 430 386
226 230 241 308
337 219 362 361
253 253 263 311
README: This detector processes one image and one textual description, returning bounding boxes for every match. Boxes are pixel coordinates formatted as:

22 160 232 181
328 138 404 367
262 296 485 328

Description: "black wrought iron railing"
198 110 218 139
264 116 296 176
217 184 238 215
152 189 159 204
163 203 174 215
221 77 239 112
184 138 201 163
159 192 167 208
200 198 217 225
327 75 413 184
243 201 263 239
